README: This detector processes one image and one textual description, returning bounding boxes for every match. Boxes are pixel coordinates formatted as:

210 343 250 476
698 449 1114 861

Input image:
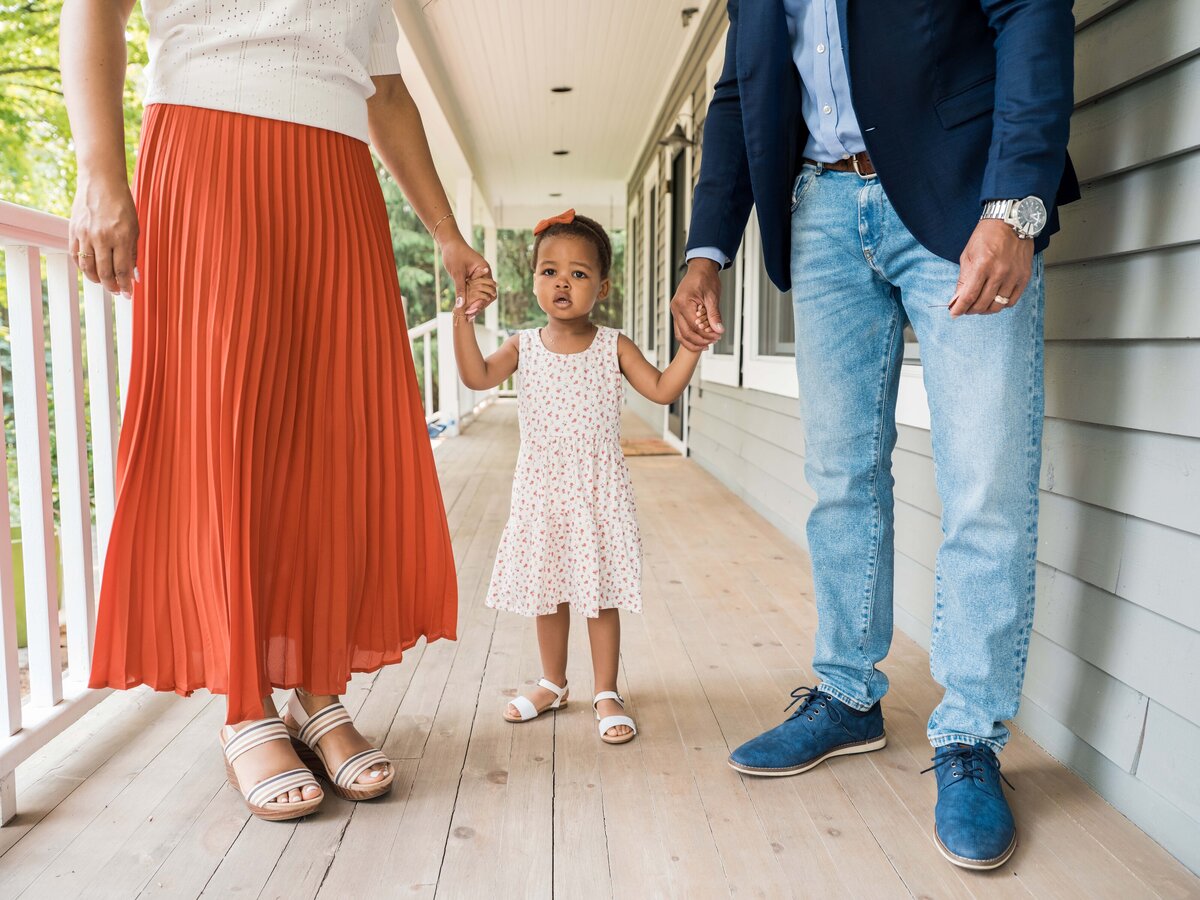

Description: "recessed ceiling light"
550 86 573 94
549 192 563 198
553 150 570 156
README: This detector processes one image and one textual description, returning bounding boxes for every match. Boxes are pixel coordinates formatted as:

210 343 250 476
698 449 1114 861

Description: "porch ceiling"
393 0 716 231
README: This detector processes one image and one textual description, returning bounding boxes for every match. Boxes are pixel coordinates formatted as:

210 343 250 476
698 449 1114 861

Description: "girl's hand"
70 173 139 298
441 237 495 318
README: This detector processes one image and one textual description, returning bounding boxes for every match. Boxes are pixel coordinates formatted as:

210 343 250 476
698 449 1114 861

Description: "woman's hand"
70 173 139 298
441 237 495 318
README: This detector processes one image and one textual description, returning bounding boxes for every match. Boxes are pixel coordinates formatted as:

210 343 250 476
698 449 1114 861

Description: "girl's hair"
532 213 613 279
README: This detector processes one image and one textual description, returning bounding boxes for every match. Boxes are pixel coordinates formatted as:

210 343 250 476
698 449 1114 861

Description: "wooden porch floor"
1 401 1196 899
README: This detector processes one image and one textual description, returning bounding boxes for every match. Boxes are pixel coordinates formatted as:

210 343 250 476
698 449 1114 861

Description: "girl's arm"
61 0 139 298
367 75 495 315
453 321 520 391
617 334 701 405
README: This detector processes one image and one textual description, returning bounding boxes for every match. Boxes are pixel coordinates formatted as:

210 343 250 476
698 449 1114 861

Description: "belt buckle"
852 153 877 179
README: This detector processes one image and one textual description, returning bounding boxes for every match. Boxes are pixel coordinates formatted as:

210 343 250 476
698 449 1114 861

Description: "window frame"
741 215 799 398
701 241 745 386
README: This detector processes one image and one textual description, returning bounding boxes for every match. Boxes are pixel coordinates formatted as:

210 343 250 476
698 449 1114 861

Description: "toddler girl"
453 209 703 743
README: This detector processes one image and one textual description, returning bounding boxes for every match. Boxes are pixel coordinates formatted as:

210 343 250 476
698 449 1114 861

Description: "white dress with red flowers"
486 326 643 618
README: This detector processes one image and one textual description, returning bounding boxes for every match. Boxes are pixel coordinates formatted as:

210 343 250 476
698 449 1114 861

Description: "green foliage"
0 1 149 216
0 4 628 524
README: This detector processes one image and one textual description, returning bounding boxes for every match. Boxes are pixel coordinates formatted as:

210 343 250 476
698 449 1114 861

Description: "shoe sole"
727 733 887 777
934 829 1018 870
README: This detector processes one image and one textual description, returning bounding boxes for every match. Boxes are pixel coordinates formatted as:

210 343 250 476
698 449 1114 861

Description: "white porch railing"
409 316 440 424
0 200 128 824
432 312 503 436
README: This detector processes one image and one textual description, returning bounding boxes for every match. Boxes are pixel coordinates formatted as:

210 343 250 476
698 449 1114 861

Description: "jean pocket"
791 169 816 214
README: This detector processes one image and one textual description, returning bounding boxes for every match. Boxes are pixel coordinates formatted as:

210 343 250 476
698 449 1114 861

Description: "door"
667 149 688 443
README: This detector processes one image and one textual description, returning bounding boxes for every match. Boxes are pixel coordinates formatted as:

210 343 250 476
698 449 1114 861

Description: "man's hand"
670 258 724 351
950 219 1035 317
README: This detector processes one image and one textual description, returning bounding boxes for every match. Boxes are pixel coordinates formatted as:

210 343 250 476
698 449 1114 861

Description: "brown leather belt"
804 150 877 177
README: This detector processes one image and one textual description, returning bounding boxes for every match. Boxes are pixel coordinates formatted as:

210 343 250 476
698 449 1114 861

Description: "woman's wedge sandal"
220 719 323 821
503 678 568 722
594 691 638 745
285 693 394 801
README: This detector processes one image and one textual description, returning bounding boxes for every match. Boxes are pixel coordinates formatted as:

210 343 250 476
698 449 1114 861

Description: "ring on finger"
994 294 1011 306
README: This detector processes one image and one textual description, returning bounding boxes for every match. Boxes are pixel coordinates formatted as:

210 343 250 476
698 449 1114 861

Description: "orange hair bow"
533 208 576 236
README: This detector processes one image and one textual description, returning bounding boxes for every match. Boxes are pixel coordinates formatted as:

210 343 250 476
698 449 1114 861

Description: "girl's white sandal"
220 718 323 821
504 678 569 722
285 693 394 801
593 691 637 745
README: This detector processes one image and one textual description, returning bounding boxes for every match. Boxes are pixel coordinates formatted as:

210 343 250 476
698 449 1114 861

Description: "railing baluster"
0 367 20 740
423 333 433 416
114 296 132 415
47 254 96 681
4 243 63 707
84 281 119 569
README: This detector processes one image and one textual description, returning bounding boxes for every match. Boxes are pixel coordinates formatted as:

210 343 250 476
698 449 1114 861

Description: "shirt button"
823 105 832 115
817 43 826 53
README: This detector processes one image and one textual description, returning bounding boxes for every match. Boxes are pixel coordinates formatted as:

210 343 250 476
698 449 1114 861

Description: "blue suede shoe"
728 687 886 777
924 743 1017 869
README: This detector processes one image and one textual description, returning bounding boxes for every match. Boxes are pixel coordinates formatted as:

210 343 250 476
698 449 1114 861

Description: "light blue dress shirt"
689 0 867 268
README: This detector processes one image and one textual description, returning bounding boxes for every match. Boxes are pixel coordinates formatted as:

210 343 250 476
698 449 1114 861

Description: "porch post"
483 223 499 334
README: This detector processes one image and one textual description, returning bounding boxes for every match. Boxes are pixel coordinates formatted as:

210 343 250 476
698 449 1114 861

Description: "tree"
0 0 149 216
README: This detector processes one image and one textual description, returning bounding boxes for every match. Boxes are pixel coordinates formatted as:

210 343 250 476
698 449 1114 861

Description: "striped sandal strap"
245 767 320 809
333 749 392 790
296 702 354 749
222 719 292 764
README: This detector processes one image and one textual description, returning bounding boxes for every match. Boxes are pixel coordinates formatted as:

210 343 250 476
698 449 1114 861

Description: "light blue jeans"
790 165 1044 751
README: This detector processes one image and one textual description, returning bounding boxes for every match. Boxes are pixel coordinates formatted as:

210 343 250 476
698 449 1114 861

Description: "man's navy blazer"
687 0 1081 291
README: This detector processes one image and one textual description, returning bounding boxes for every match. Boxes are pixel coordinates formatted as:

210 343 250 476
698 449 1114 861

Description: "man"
672 0 1078 870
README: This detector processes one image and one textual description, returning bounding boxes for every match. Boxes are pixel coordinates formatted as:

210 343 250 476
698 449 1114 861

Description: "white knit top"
141 0 403 143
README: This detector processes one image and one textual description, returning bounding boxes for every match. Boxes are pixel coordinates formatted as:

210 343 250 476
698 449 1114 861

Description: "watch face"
1015 196 1047 236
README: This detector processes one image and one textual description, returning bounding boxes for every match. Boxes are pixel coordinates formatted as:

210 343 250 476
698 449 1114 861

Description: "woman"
61 0 491 821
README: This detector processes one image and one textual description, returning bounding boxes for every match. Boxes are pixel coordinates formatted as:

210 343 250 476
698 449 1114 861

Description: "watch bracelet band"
980 199 1014 221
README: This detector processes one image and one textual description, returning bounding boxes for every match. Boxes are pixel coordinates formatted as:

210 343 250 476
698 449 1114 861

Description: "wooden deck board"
2 400 1195 899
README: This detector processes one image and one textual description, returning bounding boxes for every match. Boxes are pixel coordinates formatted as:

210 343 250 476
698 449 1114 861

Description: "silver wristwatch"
981 196 1048 239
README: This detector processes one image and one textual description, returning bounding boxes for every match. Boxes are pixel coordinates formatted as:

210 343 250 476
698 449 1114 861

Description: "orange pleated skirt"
89 104 458 724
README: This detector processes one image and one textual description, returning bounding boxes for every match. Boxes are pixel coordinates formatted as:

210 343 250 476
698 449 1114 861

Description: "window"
740 215 799 397
701 242 744 387
647 185 658 352
628 212 640 341
758 273 794 358
715 261 739 355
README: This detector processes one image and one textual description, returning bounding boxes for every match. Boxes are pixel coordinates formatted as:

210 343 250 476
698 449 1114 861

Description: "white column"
483 223 499 333
455 177 475 251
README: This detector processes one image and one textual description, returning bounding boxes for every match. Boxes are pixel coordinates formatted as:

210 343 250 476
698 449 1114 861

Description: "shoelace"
921 743 1015 791
783 686 844 726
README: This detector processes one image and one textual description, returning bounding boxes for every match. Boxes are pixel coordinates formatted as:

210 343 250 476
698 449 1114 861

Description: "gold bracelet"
431 212 455 243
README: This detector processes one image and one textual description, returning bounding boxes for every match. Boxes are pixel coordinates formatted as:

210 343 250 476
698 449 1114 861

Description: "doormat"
620 438 682 457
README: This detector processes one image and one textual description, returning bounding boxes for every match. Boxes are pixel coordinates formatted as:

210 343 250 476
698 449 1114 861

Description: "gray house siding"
627 0 1200 873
